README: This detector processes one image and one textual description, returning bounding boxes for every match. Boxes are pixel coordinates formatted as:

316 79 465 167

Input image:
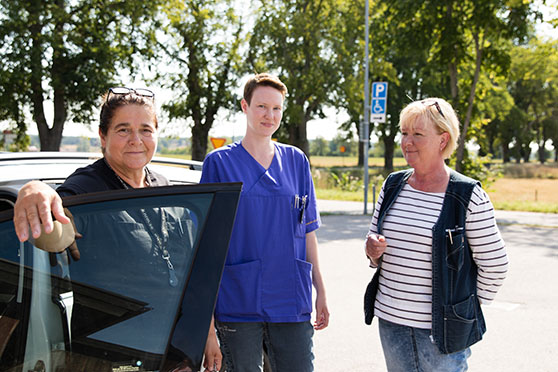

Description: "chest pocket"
446 227 465 271
293 195 307 238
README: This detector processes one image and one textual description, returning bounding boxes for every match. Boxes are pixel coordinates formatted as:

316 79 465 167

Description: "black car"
0 153 241 372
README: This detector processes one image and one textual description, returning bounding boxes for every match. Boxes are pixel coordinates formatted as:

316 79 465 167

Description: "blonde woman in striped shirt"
364 98 508 372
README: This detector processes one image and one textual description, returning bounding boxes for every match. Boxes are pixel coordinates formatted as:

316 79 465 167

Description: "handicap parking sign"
372 99 385 114
371 82 388 123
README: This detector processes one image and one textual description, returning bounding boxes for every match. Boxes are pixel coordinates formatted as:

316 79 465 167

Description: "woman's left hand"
314 292 329 330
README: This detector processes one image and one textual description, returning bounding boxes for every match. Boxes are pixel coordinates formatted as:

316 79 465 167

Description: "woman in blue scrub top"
202 73 329 372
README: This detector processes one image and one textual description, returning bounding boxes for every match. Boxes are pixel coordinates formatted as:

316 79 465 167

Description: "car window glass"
0 192 212 372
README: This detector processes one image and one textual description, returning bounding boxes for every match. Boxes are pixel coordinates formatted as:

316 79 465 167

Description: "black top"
57 158 169 197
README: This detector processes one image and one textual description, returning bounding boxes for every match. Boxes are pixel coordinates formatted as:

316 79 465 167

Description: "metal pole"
363 0 370 215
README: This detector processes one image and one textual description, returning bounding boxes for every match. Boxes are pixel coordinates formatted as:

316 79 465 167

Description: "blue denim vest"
366 169 486 354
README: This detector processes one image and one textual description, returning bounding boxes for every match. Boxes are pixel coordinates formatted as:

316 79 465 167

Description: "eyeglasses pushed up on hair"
421 100 445 118
106 87 155 102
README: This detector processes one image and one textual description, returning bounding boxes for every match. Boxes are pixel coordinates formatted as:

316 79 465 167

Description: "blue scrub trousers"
215 321 314 372
379 318 471 372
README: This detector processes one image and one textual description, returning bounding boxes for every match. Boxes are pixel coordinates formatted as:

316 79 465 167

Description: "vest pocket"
217 260 262 316
446 229 465 271
442 294 482 353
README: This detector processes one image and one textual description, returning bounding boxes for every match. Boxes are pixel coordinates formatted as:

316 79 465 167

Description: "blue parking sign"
372 82 388 99
371 82 388 123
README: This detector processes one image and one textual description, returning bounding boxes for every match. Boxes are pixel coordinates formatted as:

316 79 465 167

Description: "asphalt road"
312 202 558 371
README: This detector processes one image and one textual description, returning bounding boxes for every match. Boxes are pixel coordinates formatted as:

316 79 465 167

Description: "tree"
507 39 558 163
157 0 244 161
333 0 396 168
435 0 538 171
309 136 331 156
375 0 538 171
247 0 343 157
0 0 161 151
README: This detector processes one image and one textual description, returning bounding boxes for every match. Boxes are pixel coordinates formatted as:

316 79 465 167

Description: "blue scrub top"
200 141 321 323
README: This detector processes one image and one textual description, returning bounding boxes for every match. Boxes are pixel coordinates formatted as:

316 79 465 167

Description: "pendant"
168 267 178 287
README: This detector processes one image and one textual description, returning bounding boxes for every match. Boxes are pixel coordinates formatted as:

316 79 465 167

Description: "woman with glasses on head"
13 87 197 371
364 98 508 371
14 87 167 240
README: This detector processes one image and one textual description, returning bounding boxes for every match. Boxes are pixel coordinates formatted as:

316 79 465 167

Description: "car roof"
0 151 202 185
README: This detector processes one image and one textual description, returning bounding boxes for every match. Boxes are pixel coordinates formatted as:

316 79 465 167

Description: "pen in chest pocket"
446 226 464 245
299 195 307 224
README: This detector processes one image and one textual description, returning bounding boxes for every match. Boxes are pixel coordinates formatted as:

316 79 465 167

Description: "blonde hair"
399 98 460 159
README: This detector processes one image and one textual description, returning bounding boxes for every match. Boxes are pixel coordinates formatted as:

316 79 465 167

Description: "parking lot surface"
313 200 558 371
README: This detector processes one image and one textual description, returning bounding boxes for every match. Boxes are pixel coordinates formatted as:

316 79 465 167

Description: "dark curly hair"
99 91 158 135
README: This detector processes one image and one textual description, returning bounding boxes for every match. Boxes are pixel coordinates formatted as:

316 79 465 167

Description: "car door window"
0 184 241 372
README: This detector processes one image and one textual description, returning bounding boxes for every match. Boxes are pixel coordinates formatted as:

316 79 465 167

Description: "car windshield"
0 188 214 372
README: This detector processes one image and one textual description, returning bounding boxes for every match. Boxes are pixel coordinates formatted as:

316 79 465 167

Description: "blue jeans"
379 318 471 372
215 321 314 372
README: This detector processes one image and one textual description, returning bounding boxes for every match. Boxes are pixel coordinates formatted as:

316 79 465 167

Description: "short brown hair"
243 73 288 105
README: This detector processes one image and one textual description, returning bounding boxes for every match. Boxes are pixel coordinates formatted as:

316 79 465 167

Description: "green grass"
311 156 408 168
316 188 378 202
491 201 558 214
158 153 558 213
156 153 192 160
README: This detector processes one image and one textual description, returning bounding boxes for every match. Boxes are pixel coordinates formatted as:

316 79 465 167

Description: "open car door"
0 183 241 372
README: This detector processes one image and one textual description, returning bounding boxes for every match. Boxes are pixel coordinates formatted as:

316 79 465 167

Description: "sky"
3 0 556 142
17 75 350 141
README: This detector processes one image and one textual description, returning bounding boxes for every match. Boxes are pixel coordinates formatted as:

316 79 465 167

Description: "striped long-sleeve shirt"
367 182 508 330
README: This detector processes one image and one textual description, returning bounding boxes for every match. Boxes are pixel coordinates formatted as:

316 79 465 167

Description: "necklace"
103 158 178 287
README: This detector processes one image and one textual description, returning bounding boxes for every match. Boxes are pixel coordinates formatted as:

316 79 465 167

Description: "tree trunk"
521 145 530 163
502 143 510 163
456 32 483 173
447 3 459 105
29 0 67 151
42 0 67 151
295 120 310 157
383 136 394 172
358 139 365 167
191 120 210 161
28 0 54 151
287 108 311 158
538 140 547 164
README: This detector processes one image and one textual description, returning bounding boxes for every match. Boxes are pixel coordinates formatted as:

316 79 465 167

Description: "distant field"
316 177 558 213
158 152 557 213
310 156 408 168
157 153 192 160
486 178 558 213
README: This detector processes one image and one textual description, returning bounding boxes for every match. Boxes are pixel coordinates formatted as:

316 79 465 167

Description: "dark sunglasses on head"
106 87 155 102
421 100 445 118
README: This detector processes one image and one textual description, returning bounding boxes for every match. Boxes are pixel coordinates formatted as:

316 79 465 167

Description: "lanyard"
105 158 178 287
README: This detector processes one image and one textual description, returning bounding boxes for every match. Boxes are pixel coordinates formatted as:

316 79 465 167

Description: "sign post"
362 0 370 215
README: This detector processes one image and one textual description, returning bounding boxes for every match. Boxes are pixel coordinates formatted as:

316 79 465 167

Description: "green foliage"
0 0 161 150
330 171 363 192
158 0 244 161
448 152 500 187
309 137 331 156
247 0 347 155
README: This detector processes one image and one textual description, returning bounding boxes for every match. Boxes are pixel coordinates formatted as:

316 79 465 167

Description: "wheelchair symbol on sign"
373 101 384 113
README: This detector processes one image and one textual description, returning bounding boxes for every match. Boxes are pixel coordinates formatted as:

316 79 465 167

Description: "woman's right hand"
365 233 387 265
203 318 222 371
13 180 69 242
